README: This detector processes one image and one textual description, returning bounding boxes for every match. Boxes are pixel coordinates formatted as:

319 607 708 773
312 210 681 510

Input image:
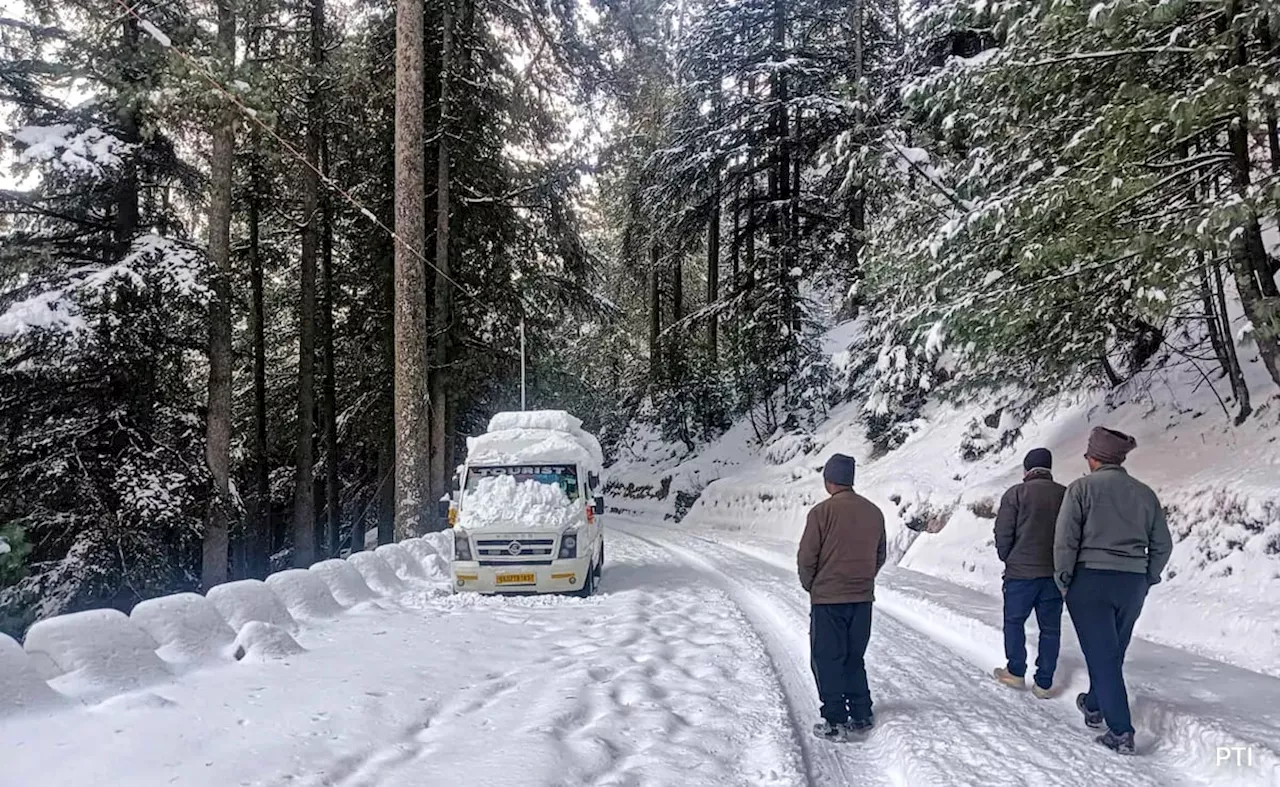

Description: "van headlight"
454 530 473 562
558 531 578 559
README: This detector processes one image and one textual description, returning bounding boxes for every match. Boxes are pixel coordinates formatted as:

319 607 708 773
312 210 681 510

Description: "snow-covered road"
3 517 1276 787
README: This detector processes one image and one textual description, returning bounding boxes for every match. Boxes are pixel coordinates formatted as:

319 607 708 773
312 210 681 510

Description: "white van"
446 410 605 597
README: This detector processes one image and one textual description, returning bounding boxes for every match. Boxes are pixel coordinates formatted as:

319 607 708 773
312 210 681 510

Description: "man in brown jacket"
798 453 887 741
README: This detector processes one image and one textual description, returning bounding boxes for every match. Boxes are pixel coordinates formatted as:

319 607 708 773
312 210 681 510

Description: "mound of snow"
130 593 237 665
309 559 380 607
232 621 304 662
458 475 579 532
206 580 299 635
469 410 605 470
23 609 171 699
421 531 453 556
265 570 345 621
399 537 450 580
376 543 428 581
0 633 65 717
348 552 407 595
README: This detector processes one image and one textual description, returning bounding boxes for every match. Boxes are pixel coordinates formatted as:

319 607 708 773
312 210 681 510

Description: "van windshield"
465 464 579 501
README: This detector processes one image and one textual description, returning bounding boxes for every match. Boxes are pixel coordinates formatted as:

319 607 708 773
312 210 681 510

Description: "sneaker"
1076 693 1105 729
848 716 874 734
1096 729 1136 755
812 721 848 742
993 667 1026 689
1031 684 1054 700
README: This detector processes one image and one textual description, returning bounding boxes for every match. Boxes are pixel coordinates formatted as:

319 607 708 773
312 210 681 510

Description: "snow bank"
23 609 171 699
309 559 380 607
130 593 237 665
0 633 66 716
265 570 345 621
206 580 299 636
377 543 428 581
399 537 450 580
458 475 580 532
232 621 304 662
348 552 407 595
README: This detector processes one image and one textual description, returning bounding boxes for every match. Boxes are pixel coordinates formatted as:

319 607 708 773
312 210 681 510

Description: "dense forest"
2 0 1278 635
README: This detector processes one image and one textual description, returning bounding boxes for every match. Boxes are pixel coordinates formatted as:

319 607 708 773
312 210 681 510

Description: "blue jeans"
1066 567 1148 735
810 602 874 723
1002 577 1063 690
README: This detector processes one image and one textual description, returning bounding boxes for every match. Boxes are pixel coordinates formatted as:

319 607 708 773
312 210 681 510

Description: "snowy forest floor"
4 517 1278 786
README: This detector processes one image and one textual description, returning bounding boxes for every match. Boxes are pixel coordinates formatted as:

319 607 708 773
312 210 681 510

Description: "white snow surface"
457 474 580 531
309 558 381 607
4 526 1277 786
206 579 300 635
22 609 172 700
375 542 428 581
0 633 65 717
265 569 346 621
469 409 605 469
347 551 408 596
232 620 304 662
129 593 237 666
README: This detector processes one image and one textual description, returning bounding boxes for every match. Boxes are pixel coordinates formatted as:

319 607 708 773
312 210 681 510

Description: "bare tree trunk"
708 173 720 360
1210 257 1251 422
202 0 236 588
394 0 431 539
428 2 454 531
115 17 140 259
320 134 340 558
1224 2 1280 387
249 142 271 571
649 244 661 382
293 0 324 566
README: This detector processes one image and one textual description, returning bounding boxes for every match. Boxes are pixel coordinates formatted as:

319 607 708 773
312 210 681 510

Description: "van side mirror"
588 472 600 490
437 499 450 519
593 496 604 516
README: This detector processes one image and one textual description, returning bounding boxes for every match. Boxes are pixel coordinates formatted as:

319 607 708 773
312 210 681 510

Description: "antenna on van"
520 318 527 411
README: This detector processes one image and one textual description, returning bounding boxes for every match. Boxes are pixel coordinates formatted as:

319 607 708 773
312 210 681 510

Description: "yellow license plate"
496 573 535 585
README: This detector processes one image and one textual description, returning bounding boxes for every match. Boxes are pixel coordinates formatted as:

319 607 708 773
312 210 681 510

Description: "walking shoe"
1076 693 1105 729
848 716 874 734
1096 729 1136 755
1031 683 1054 700
812 721 848 742
993 667 1025 689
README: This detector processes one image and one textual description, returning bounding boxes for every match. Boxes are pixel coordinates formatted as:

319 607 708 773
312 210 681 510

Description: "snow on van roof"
468 410 604 470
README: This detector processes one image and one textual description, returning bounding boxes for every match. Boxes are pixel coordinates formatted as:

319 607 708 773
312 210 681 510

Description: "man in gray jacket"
1055 427 1173 755
992 448 1066 698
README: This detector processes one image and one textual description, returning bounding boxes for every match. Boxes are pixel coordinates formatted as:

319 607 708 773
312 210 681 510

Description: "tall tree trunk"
115 17 140 258
293 0 324 566
1209 257 1251 422
428 2 454 531
707 178 720 361
394 0 431 539
320 134 340 558
202 0 236 588
670 254 683 374
649 244 661 382
249 138 271 571
1224 1 1280 387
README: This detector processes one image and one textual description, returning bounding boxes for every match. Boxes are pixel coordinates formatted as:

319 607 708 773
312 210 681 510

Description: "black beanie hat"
1023 448 1052 472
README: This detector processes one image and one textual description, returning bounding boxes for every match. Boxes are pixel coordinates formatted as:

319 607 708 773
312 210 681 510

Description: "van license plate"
496 573 535 585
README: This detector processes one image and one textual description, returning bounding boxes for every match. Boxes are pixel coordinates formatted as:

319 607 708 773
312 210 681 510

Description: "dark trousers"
810 602 873 724
1066 567 1148 735
1002 576 1063 690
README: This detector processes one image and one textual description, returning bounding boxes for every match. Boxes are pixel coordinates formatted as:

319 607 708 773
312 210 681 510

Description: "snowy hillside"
609 320 1280 678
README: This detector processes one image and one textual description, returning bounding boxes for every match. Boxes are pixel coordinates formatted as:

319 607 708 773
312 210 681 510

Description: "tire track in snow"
613 527 893 787
616 518 1213 787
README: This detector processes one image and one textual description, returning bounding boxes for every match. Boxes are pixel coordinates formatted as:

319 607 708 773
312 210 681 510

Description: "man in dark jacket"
797 453 887 742
1055 427 1173 755
992 448 1066 699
